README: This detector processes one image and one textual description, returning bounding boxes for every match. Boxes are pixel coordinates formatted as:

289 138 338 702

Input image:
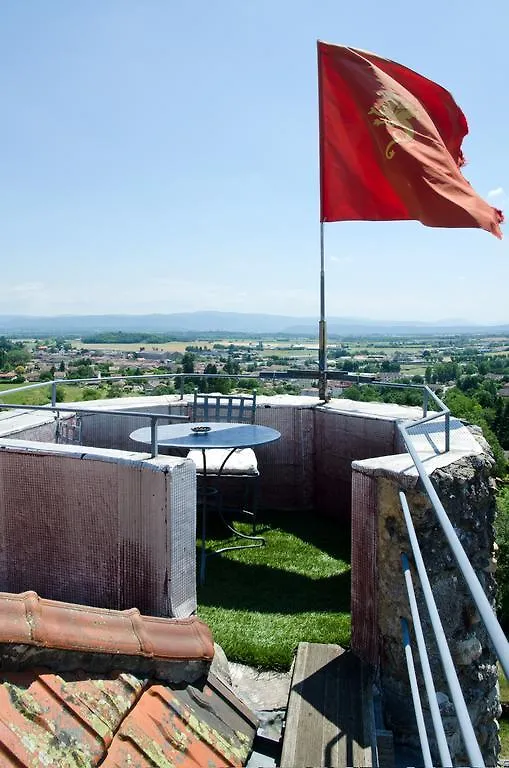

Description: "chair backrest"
192 389 257 424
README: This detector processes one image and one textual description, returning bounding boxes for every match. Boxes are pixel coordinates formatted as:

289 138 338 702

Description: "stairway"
280 642 376 768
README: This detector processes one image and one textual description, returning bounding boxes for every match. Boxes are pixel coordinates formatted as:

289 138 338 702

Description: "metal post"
401 554 453 767
398 432 509 679
51 381 57 408
400 618 434 768
399 492 485 767
150 416 158 458
318 221 328 401
423 388 429 417
444 411 450 453
180 375 185 400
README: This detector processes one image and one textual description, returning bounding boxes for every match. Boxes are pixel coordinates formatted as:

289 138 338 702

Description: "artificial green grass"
197 510 351 671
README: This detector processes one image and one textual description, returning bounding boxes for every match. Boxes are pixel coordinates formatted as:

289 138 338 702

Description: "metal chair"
190 389 257 424
187 390 264 582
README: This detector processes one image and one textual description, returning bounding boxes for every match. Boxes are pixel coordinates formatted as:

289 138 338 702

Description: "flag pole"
317 40 328 402
318 220 327 400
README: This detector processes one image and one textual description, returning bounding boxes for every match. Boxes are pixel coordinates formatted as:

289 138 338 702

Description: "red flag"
318 42 503 238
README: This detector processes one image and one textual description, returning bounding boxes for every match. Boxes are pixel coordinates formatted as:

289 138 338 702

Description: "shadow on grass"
256 509 351 564
197 509 352 669
198 555 351 615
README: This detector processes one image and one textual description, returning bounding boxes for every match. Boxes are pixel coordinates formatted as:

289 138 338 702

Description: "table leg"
213 450 265 554
199 448 266 584
199 447 208 585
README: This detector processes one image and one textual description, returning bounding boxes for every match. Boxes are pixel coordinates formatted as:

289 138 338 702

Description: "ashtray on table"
191 426 211 434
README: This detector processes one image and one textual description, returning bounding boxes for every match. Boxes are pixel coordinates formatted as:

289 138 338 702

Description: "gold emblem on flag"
369 90 419 159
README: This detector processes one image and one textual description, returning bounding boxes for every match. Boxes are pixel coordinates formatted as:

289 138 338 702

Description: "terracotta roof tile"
0 591 214 683
0 668 144 766
0 592 256 767
0 590 213 658
105 674 257 767
0 670 257 767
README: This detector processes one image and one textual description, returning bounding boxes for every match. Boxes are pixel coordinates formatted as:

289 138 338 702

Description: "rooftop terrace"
0 384 506 766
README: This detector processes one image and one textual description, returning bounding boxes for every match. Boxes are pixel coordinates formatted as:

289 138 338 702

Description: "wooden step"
281 642 375 768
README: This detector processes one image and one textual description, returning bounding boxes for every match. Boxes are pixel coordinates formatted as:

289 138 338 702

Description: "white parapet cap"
352 416 484 486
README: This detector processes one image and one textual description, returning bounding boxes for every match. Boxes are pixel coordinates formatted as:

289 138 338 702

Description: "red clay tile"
0 593 256 767
104 681 255 767
0 670 257 767
0 668 144 767
0 592 31 644
0 591 213 661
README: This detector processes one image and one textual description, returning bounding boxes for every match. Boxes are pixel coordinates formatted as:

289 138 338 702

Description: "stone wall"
352 432 500 765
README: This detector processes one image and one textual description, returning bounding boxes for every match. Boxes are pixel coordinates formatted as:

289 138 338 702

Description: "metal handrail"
0 372 453 460
398 425 509 678
399 492 485 767
0 403 188 421
399 417 503 765
400 617 434 768
401 554 453 767
0 372 451 437
0 402 189 458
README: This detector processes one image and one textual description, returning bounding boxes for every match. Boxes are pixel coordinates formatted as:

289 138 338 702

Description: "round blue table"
129 422 281 451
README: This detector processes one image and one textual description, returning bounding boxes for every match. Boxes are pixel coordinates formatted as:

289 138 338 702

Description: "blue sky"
1 0 507 322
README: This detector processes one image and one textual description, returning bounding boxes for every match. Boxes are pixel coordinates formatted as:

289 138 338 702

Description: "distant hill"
0 312 508 337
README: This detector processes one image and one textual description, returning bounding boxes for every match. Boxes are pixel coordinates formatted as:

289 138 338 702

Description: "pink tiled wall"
1 399 400 521
76 401 398 517
350 468 378 664
0 444 196 618
313 409 396 519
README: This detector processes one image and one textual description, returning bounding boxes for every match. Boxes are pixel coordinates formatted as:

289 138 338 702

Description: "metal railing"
0 371 452 456
397 430 508 766
0 374 195 457
348 379 451 452
0 372 269 456
0 400 190 458
372 378 504 757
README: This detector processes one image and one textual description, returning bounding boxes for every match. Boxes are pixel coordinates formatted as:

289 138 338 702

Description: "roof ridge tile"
0 592 214 683
129 609 154 657
21 591 39 643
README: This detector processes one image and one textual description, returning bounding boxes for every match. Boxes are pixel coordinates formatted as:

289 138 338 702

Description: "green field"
66 334 509 361
0 382 105 405
400 364 427 376
73 340 210 353
72 338 321 359
0 383 53 405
